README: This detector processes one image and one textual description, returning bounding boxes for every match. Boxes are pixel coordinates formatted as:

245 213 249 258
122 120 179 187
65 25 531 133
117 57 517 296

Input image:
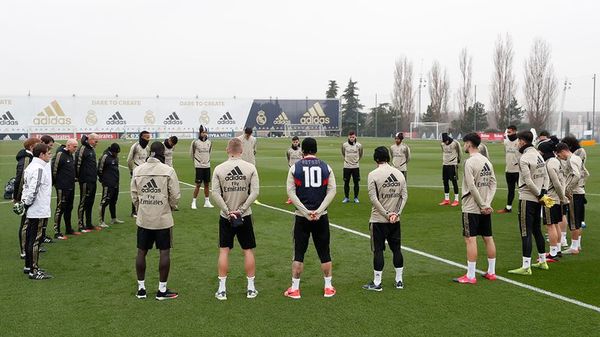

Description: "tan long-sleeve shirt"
518 146 549 202
461 153 496 214
211 157 259 218
367 164 408 223
390 143 411 171
441 140 461 165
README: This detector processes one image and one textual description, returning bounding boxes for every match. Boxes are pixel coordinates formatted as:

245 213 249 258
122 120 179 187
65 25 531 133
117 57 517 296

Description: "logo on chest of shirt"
382 173 401 187
225 166 246 181
141 178 161 193
480 163 492 176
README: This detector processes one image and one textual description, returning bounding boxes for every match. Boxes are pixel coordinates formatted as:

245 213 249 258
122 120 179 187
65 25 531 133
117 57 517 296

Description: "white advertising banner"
0 96 254 135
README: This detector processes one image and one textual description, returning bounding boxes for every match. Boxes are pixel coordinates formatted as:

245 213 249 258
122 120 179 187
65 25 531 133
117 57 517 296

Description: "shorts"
542 204 562 225
567 194 585 230
195 167 211 184
442 165 458 181
219 215 256 250
462 213 492 237
370 222 401 252
518 200 541 237
293 214 331 263
137 226 172 250
343 168 360 182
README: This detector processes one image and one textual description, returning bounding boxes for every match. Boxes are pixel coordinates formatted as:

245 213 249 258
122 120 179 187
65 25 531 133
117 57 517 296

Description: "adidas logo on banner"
0 111 18 125
33 100 72 125
480 163 492 176
382 173 401 187
106 111 126 125
225 166 246 181
163 112 183 125
217 112 236 125
141 178 161 193
300 103 330 125
273 112 290 125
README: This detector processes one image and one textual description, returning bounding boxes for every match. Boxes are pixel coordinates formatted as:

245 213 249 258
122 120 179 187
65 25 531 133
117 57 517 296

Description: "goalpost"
283 123 326 137
409 122 451 140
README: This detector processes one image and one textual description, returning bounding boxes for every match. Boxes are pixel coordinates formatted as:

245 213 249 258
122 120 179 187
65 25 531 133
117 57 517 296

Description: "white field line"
177 178 600 314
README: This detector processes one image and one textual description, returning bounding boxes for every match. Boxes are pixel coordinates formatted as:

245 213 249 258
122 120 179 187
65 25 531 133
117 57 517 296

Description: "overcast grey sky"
1 0 598 113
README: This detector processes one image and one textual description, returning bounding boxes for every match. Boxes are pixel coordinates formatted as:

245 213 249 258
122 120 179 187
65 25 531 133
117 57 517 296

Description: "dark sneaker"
395 280 405 289
24 267 45 274
136 288 147 299
29 270 52 280
43 236 53 244
155 289 178 301
362 281 382 292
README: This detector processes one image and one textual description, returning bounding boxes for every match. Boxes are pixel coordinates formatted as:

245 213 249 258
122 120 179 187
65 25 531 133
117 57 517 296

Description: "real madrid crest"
86 110 98 126
199 110 210 125
144 110 155 125
256 110 267 126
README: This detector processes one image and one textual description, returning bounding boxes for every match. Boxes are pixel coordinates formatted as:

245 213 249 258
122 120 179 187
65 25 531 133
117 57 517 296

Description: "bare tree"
523 38 557 130
457 47 473 114
391 56 414 130
427 60 450 122
490 34 516 129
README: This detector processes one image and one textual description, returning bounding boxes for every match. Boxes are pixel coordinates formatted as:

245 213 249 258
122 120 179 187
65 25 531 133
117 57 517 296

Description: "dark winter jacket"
13 149 33 200
75 135 97 183
98 149 120 188
52 144 76 190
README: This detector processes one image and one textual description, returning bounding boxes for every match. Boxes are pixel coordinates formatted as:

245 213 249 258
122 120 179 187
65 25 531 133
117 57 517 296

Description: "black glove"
538 189 547 199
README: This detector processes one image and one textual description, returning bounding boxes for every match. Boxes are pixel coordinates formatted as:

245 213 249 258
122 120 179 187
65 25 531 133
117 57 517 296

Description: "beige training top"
461 153 496 214
131 157 180 229
390 143 411 171
190 139 212 168
518 146 549 202
341 141 363 168
237 135 257 165
211 157 259 218
367 163 408 223
504 138 521 173
127 143 148 171
441 140 461 165
287 147 303 167
545 157 567 203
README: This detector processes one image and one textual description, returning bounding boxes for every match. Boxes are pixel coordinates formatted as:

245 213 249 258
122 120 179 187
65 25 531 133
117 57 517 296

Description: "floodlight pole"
473 85 477 131
375 94 378 138
593 74 596 140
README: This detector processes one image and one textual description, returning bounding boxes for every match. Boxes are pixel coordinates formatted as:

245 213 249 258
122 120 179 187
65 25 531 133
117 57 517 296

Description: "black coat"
13 149 32 200
98 150 119 188
52 145 76 190
75 135 97 183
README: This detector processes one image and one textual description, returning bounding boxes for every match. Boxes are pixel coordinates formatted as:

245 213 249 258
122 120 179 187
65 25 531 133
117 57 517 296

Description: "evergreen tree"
341 79 365 135
421 105 435 122
451 102 488 133
365 103 395 137
326 80 339 98
497 97 525 130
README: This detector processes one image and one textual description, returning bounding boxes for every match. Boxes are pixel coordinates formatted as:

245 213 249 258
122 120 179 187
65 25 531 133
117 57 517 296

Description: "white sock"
395 267 404 282
561 232 567 244
506 205 512 210
291 277 300 291
578 236 582 249
454 194 459 202
550 245 558 256
373 270 382 286
159 281 167 293
444 193 449 200
205 197 210 202
522 257 531 269
218 276 227 292
467 261 476 279
247 276 255 291
487 258 496 275
571 239 580 250
192 198 197 203
538 253 546 263
324 276 332 288
137 280 145 290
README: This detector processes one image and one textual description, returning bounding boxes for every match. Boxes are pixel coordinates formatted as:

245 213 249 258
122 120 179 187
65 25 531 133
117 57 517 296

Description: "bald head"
227 138 243 157
65 138 78 154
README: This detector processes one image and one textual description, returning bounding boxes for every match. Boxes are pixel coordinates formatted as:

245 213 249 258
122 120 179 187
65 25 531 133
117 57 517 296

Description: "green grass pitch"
0 137 598 336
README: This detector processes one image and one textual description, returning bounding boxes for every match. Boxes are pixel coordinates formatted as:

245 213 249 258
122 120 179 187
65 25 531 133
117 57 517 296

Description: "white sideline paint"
178 179 600 314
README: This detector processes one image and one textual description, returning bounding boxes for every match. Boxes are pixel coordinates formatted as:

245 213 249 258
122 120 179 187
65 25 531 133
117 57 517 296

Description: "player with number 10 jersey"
285 138 337 299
